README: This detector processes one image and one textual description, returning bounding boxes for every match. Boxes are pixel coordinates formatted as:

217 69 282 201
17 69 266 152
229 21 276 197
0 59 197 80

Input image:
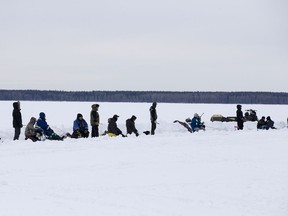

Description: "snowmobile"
210 115 237 122
244 109 258 122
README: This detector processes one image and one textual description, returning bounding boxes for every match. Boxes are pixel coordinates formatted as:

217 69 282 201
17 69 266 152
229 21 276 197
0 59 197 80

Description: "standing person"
236 104 244 130
150 102 158 135
12 101 23 140
72 113 89 138
90 104 100 137
126 115 139 136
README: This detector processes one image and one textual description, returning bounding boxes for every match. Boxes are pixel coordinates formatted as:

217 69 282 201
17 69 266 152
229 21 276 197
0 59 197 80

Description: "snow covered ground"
0 101 288 216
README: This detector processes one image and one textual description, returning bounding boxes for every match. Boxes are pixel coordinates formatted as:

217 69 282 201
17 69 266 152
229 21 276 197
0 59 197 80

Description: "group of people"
236 104 276 130
11 101 280 142
12 101 159 142
257 116 276 130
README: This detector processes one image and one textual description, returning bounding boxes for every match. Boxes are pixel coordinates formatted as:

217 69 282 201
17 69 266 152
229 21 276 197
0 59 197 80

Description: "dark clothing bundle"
12 101 23 140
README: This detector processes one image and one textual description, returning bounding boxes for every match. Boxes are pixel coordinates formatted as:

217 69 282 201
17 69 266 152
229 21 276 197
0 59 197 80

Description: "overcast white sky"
1 0 287 92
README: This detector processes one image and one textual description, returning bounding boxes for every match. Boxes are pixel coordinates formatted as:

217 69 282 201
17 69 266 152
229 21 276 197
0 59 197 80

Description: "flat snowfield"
1 101 288 216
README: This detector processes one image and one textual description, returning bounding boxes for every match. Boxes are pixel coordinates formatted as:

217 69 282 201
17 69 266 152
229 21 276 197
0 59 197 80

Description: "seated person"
107 115 126 137
126 115 139 136
257 116 266 129
36 112 64 140
190 113 205 132
72 113 89 138
266 116 276 130
25 117 43 141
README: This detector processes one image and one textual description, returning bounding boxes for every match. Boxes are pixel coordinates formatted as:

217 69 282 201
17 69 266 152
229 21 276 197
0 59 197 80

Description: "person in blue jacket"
72 113 89 138
36 112 64 140
190 113 205 132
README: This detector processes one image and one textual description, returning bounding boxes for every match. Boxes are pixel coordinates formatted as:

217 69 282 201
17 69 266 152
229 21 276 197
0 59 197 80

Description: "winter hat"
77 113 83 119
39 112 46 120
91 104 99 109
194 113 199 118
131 115 137 120
13 101 20 109
30 117 36 124
113 114 119 120
185 118 192 122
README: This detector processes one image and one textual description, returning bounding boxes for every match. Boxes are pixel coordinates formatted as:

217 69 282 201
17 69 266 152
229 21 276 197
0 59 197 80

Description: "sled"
210 115 237 122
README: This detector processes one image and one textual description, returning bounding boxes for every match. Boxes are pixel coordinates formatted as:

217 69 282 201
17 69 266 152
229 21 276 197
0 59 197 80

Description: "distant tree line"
0 90 288 104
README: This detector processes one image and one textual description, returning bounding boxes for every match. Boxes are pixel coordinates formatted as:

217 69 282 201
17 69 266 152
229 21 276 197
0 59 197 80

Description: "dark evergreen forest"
1 90 288 104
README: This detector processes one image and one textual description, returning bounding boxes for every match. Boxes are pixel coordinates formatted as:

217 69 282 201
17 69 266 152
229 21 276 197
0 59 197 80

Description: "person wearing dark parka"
12 101 23 140
150 102 158 135
236 104 244 130
126 115 139 136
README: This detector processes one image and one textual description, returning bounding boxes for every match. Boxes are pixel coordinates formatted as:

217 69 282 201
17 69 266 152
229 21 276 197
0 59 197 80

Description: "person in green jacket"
90 104 100 137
